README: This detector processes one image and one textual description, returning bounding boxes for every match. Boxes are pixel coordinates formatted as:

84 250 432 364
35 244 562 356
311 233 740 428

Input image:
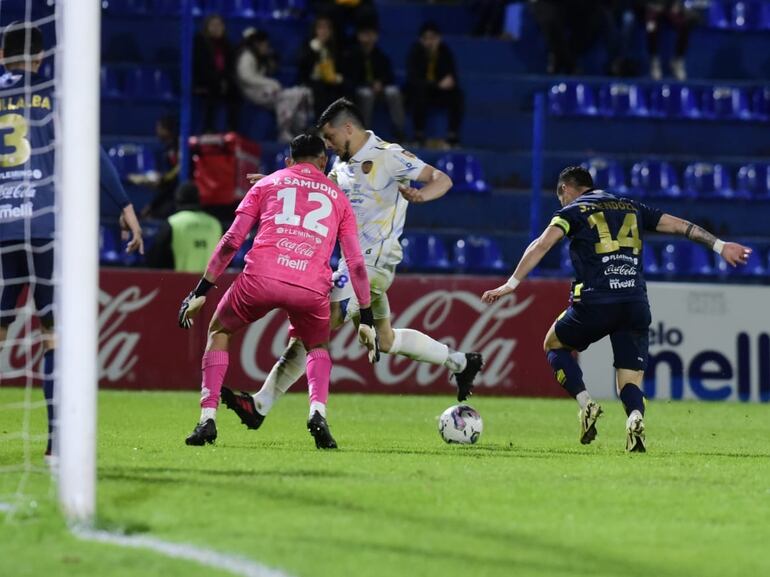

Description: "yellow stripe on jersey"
549 216 570 235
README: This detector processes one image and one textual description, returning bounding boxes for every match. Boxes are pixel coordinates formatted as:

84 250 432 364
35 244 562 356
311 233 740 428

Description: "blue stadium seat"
548 82 598 116
559 242 572 275
99 226 122 265
581 158 627 193
598 83 648 117
752 86 770 120
400 234 451 271
643 244 660 276
453 236 506 273
100 67 124 99
124 68 176 101
683 162 736 198
678 86 702 119
662 242 714 276
108 144 155 178
736 163 770 198
436 153 489 194
708 0 730 28
701 86 752 120
102 0 148 14
730 1 764 30
647 84 698 119
630 161 682 198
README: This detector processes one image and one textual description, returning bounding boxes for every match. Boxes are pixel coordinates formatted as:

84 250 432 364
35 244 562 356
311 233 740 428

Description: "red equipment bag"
189 132 262 206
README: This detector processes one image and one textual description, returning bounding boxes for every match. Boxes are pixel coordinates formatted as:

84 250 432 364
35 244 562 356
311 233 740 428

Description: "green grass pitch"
1 389 770 577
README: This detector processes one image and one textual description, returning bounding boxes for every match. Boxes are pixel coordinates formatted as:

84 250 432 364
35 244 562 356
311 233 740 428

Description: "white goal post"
56 0 100 523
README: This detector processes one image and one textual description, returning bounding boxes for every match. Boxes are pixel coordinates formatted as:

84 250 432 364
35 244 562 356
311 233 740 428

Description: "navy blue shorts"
554 300 651 371
1 240 55 328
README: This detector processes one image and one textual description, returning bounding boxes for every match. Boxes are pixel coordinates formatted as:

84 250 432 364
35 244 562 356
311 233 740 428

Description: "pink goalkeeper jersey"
236 163 357 297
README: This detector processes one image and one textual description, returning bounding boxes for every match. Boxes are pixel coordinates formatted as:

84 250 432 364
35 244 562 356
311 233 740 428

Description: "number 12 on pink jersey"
274 187 332 237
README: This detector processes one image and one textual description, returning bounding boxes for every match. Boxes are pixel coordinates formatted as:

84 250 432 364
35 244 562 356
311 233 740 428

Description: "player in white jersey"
226 99 483 429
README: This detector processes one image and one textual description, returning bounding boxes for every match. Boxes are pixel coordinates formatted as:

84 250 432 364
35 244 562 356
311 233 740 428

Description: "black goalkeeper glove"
178 278 215 329
357 306 379 363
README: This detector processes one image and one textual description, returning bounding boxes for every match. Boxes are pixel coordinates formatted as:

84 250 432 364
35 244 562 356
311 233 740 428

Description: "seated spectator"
299 15 347 120
193 14 239 132
146 182 223 272
346 22 405 140
645 0 696 80
236 27 313 143
406 21 463 147
129 115 180 219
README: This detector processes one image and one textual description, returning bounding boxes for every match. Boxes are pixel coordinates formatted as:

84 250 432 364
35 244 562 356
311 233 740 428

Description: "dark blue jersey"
550 189 663 304
0 69 55 241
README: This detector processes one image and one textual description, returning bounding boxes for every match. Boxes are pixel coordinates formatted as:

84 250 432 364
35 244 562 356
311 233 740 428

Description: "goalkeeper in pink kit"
178 134 376 449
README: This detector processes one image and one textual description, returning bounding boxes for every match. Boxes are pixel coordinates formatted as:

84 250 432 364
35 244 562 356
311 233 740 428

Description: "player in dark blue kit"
0 22 143 461
482 166 751 452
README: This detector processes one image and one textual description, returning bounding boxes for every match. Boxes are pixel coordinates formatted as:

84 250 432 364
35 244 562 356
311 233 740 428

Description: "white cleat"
626 412 647 453
578 401 603 445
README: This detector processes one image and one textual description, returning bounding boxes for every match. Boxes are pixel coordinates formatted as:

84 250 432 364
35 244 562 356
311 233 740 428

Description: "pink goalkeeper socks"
200 350 229 409
306 348 332 406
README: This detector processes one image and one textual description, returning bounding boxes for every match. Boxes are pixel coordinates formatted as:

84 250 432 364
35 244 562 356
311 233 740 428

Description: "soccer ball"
438 404 483 444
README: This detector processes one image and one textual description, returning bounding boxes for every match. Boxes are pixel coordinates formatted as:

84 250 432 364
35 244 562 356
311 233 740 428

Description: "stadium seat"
662 242 714 276
630 161 682 198
548 82 598 116
683 163 736 198
453 236 507 273
400 234 451 271
436 153 489 194
102 0 148 14
647 84 684 118
708 0 730 28
736 164 770 198
124 68 176 101
731 1 764 30
752 86 770 120
643 243 660 276
99 226 122 265
108 144 155 178
100 67 124 99
701 86 751 120
581 158 627 193
559 242 572 275
224 0 259 17
598 83 648 117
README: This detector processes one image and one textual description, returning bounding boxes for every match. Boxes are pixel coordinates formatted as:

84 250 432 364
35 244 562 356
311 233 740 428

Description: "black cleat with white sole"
185 418 217 446
221 387 266 430
307 411 338 449
453 352 484 402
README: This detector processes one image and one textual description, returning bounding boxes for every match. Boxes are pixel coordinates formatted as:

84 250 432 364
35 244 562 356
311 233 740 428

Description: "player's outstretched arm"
481 226 565 304
120 203 144 255
656 214 752 267
399 165 452 203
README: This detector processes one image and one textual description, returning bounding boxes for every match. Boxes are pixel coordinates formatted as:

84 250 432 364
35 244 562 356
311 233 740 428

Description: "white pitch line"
73 527 295 577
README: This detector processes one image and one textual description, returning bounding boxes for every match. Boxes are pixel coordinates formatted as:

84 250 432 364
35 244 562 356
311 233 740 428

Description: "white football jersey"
329 131 426 268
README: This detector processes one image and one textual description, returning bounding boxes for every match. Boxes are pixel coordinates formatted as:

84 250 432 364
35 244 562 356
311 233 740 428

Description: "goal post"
56 0 100 523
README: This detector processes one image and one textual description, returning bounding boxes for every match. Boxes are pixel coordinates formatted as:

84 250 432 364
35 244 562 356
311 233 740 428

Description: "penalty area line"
73 527 295 577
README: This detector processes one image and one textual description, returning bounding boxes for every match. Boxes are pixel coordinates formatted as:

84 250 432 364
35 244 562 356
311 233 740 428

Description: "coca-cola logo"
605 264 637 276
0 182 36 200
239 289 534 390
0 285 158 382
277 237 316 257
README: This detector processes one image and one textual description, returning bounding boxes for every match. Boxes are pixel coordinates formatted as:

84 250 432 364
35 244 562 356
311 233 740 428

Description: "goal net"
0 0 99 524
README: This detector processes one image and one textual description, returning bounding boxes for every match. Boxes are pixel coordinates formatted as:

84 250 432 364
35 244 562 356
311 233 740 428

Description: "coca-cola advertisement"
0 269 572 397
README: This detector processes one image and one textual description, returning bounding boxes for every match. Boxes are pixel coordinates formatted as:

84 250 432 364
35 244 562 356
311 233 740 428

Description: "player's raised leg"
544 320 602 445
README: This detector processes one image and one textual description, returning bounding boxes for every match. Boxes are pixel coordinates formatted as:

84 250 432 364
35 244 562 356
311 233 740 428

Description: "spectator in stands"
645 1 696 81
299 15 347 120
193 14 239 133
406 21 463 147
235 28 313 143
346 22 405 140
529 0 604 75
146 182 223 273
602 0 639 77
130 115 180 219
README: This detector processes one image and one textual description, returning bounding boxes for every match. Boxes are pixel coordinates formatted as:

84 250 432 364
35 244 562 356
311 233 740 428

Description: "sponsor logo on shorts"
277 253 309 271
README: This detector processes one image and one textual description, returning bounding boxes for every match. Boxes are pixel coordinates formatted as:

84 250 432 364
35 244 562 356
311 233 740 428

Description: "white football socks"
576 390 592 410
388 328 467 373
309 401 326 418
253 339 307 415
200 407 216 423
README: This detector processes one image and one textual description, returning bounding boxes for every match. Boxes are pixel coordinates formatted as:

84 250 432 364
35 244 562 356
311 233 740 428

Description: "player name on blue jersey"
551 189 663 304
